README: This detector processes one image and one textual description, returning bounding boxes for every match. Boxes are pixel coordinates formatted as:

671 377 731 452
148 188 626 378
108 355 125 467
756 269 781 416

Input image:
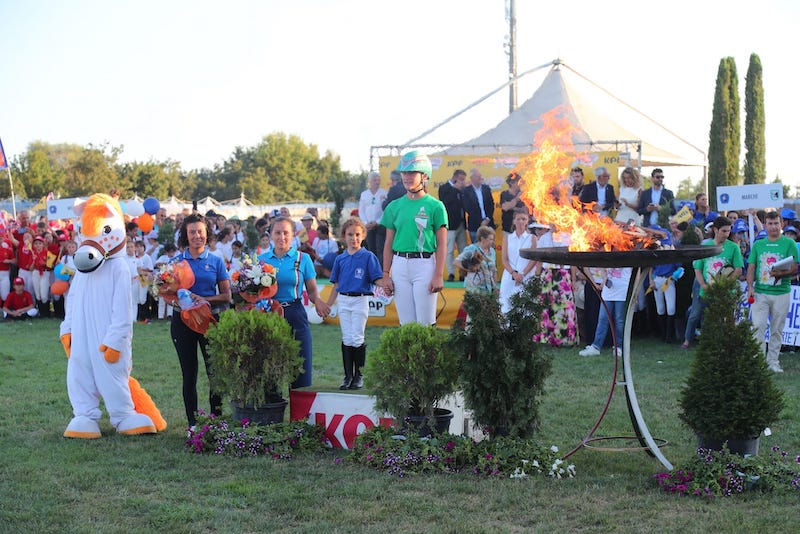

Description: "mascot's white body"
60 194 164 438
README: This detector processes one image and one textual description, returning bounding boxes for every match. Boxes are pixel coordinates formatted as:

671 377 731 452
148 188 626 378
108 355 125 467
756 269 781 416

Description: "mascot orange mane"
59 193 166 438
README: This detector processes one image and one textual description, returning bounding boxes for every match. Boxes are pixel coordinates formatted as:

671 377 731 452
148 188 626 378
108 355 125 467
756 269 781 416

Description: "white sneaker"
614 347 623 359
579 345 601 357
768 364 784 373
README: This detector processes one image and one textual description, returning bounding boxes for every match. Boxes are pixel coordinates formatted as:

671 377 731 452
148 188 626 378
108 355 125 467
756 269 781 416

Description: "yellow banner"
378 151 620 200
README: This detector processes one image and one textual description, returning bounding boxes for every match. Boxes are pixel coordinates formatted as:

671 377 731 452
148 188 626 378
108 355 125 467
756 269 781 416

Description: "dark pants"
584 282 601 347
283 299 313 389
171 313 222 426
366 225 386 268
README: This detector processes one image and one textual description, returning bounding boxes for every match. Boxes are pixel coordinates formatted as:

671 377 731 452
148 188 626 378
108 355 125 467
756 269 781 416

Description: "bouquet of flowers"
150 259 195 301
230 254 278 303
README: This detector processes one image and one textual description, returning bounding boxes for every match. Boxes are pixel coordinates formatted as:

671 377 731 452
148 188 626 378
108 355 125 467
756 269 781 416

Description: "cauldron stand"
520 246 722 470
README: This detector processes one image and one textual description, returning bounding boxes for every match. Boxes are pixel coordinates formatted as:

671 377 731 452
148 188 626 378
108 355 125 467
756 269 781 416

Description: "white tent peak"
397 59 706 168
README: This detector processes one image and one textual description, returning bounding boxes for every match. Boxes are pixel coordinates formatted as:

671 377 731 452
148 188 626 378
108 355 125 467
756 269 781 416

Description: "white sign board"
46 198 83 220
716 184 783 211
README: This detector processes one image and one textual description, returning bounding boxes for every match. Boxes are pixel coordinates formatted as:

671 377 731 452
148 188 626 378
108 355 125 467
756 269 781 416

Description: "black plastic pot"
696 434 760 456
404 408 454 436
231 398 288 425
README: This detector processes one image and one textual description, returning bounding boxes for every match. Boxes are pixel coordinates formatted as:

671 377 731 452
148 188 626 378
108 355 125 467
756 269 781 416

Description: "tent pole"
403 59 557 146
6 167 17 219
506 0 517 114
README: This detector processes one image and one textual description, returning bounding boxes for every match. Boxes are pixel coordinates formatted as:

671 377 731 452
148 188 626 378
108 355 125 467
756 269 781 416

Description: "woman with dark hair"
170 213 231 428
258 217 330 388
499 173 525 233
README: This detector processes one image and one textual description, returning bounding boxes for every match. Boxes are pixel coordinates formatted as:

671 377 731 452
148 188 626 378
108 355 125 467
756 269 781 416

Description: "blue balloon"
143 197 160 216
119 200 127 214
54 263 70 281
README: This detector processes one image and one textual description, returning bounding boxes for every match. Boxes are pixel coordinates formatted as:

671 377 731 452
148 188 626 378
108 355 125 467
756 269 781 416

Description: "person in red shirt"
2 277 38 319
0 226 16 302
31 235 52 316
10 210 32 244
12 228 35 293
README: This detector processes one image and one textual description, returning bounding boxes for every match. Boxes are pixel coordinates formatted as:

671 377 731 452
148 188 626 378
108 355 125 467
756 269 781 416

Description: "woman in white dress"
499 210 537 314
614 167 642 225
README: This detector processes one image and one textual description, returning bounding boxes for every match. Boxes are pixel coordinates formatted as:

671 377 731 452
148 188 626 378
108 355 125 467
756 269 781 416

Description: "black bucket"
231 398 288 425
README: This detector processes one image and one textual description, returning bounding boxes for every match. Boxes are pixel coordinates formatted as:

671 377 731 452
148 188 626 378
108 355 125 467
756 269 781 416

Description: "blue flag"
0 138 7 170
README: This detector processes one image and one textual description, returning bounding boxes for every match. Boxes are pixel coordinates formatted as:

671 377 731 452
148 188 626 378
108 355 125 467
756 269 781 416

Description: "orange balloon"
172 259 195 289
138 213 154 234
51 280 70 295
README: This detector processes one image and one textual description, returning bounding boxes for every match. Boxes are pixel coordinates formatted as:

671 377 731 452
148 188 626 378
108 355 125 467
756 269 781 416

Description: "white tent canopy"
380 59 706 169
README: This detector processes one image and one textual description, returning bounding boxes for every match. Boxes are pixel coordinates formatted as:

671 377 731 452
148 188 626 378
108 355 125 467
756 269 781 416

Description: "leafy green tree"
674 176 704 201
743 53 766 185
3 141 83 199
327 169 365 231
120 159 184 199
707 57 740 209
64 143 123 196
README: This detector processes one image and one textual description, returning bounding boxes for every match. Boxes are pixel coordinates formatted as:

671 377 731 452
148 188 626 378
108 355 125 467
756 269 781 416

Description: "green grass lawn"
1 317 799 533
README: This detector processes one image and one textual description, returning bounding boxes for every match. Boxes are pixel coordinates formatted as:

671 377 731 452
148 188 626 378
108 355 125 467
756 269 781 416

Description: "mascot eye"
103 225 112 234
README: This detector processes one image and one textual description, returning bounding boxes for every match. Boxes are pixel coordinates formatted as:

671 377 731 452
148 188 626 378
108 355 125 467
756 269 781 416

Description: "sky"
1 0 798 191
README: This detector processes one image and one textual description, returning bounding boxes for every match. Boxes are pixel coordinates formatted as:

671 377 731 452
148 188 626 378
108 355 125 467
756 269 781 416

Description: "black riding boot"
665 315 676 344
52 297 65 319
339 344 354 390
657 314 667 342
350 344 366 389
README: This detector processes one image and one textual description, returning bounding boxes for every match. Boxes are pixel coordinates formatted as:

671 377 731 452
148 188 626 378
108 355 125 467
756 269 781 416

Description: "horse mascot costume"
59 193 166 438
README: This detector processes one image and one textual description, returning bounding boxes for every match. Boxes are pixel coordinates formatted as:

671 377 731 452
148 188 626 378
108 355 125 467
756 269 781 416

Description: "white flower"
550 445 559 453
532 459 539 468
567 464 576 477
509 467 528 479
260 275 272 286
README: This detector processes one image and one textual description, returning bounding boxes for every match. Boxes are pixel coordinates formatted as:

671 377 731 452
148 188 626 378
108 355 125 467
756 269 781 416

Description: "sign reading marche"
717 184 783 211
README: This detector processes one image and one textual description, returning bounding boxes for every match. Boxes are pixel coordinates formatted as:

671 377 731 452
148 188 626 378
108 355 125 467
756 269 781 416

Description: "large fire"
516 107 656 252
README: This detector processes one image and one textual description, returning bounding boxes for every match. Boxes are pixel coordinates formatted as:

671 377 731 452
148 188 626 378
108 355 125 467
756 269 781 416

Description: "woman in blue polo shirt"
258 217 330 389
170 214 231 428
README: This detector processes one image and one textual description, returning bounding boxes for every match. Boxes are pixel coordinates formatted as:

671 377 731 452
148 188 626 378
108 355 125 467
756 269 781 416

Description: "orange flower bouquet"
150 259 195 301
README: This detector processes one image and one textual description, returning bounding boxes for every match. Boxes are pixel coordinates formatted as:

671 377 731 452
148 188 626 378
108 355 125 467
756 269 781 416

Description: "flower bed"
186 410 327 458
345 424 575 479
655 445 800 497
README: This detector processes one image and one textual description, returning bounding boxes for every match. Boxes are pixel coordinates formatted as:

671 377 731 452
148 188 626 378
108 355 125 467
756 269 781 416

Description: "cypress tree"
744 53 766 184
707 57 741 209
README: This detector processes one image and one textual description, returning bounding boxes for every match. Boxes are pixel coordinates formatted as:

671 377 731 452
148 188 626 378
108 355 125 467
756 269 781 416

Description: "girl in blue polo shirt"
326 218 384 390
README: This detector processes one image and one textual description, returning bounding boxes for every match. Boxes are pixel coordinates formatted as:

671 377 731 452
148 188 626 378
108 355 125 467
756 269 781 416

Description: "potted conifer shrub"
206 309 302 425
364 323 459 435
450 277 552 438
679 275 784 455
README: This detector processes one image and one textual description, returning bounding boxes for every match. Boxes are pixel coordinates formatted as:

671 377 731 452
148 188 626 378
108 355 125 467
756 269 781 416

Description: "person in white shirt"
312 224 339 277
154 243 179 319
124 239 143 323
144 231 162 264
358 171 387 266
134 240 154 321
215 226 234 265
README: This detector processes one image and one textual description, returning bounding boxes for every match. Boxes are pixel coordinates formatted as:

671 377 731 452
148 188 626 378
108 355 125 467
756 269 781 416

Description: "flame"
516 106 653 252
